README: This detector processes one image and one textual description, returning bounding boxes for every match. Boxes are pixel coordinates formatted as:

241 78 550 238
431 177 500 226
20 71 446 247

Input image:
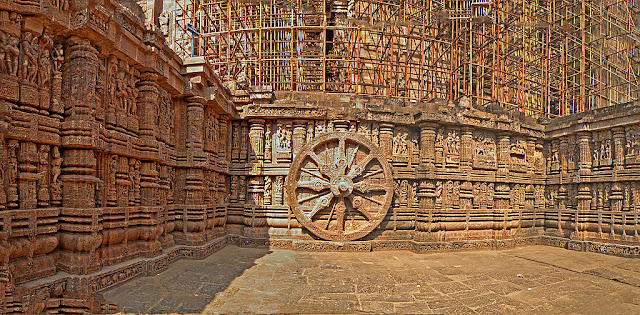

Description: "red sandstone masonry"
0 0 639 314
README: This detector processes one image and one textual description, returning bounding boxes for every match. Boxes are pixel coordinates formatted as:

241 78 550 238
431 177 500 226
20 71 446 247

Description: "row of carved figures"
234 119 545 174
549 182 640 212
0 139 62 210
230 175 285 206
97 154 176 207
549 125 640 173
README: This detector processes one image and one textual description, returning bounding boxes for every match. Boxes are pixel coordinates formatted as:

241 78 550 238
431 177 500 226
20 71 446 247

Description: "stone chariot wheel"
285 131 393 241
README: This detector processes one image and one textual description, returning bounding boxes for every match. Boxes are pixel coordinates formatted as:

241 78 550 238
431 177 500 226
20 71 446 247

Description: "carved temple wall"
1 0 640 313
0 0 234 313
544 103 640 248
229 91 548 249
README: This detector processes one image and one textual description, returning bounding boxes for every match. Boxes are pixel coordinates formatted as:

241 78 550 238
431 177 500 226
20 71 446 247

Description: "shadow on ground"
103 245 269 314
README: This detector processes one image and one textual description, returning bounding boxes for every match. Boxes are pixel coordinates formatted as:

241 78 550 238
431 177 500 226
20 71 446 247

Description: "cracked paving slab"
106 245 640 314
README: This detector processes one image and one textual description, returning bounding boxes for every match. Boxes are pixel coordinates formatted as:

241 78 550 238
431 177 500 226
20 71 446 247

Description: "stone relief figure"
37 34 53 86
263 176 272 205
52 44 63 72
37 145 50 207
51 0 70 10
127 68 139 115
7 140 18 208
274 176 283 205
392 131 408 156
107 56 118 109
371 124 379 145
601 139 612 160
315 120 326 135
435 180 443 207
116 61 128 111
50 146 63 206
398 180 409 206
487 183 494 208
626 125 640 157
167 168 175 204
446 130 459 156
19 32 38 83
0 139 6 210
0 31 9 74
4 32 19 76
275 124 291 152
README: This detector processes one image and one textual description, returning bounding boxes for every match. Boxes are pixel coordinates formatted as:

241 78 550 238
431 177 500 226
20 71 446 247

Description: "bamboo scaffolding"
171 0 640 118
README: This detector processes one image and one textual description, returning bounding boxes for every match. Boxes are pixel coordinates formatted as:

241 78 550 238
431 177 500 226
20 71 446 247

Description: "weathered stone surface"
0 0 639 313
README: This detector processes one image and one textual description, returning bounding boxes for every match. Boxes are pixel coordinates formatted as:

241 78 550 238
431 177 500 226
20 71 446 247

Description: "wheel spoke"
353 168 383 181
352 190 383 205
353 182 388 193
300 168 329 182
307 193 333 219
298 190 331 204
297 179 330 192
324 200 336 229
335 198 345 234
347 195 374 220
347 156 374 178
346 144 359 170
308 151 326 168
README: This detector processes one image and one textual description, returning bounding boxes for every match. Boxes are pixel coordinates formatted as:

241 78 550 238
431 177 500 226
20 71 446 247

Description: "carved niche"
472 131 497 170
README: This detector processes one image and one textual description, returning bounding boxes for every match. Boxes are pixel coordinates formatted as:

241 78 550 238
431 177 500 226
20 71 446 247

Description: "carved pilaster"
17 142 37 209
186 97 205 150
137 72 159 142
292 120 306 156
612 127 625 171
379 123 394 158
577 132 592 175
559 138 569 175
460 127 473 171
248 119 265 173
420 123 437 168
497 134 510 175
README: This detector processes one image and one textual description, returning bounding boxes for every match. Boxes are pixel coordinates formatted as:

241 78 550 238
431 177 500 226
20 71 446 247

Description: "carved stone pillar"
577 132 592 175
379 123 394 158
137 73 159 143
460 127 473 171
577 184 591 211
526 137 536 175
137 74 160 206
17 142 38 209
248 119 265 172
37 144 50 208
559 138 569 174
420 123 437 168
140 162 158 206
186 97 205 150
292 120 306 156
612 127 626 171
184 96 206 205
497 134 510 175
58 37 101 274
264 121 272 163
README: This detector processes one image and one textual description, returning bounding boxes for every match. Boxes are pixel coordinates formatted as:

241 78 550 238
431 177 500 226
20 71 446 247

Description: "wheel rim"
285 131 393 241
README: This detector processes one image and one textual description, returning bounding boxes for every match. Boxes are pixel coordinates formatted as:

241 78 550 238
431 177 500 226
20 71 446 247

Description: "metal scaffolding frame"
169 0 640 118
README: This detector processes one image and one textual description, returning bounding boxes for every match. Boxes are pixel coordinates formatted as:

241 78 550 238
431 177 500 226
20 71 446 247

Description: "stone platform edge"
19 234 640 299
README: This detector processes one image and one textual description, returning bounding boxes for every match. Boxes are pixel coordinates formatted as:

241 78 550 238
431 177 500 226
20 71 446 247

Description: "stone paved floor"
106 245 640 314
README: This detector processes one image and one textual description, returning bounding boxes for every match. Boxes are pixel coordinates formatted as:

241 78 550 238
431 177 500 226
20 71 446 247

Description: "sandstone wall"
544 102 640 252
0 0 234 312
230 91 548 250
